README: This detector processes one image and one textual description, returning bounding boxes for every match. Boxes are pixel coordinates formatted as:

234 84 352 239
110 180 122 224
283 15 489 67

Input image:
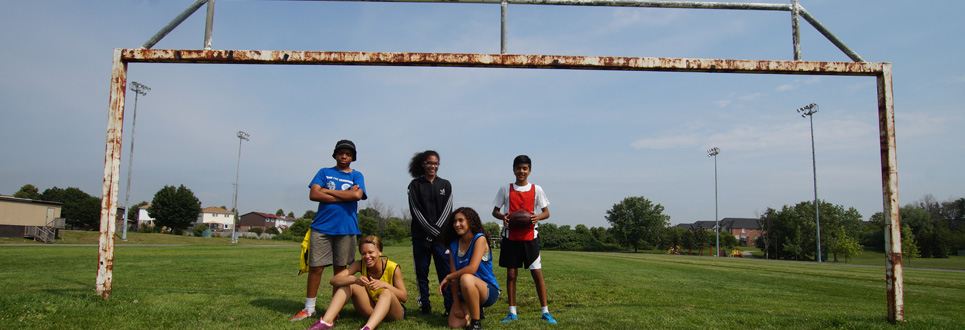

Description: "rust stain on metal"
118 49 886 76
876 65 903 323
97 49 126 299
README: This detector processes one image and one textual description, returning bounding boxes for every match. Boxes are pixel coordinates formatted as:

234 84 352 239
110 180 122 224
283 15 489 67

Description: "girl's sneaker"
304 320 333 330
467 319 483 330
541 312 558 324
289 310 316 322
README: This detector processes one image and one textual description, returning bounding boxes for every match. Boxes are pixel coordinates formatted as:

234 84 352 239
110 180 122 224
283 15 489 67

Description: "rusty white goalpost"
97 0 905 323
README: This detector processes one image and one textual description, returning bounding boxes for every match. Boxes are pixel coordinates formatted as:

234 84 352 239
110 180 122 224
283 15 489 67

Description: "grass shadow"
250 298 302 314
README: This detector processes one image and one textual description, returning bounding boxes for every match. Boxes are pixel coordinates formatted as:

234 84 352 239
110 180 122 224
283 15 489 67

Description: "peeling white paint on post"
877 63 903 323
97 48 127 298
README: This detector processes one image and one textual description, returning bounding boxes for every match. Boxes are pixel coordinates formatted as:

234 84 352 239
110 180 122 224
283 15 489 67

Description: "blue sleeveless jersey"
450 233 499 291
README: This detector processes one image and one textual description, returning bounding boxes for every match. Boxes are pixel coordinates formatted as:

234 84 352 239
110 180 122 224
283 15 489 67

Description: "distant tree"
901 225 920 266
13 184 42 200
41 187 100 229
148 185 202 234
719 231 738 249
860 212 886 252
605 196 670 252
757 200 862 261
383 220 407 241
829 226 862 262
290 218 311 239
220 205 227 210
127 201 149 221
575 224 591 236
941 197 965 221
483 222 501 238
682 229 696 255
658 227 684 251
287 211 295 218
782 225 805 261
359 213 378 236
590 226 613 244
694 228 712 256
359 207 380 220
275 209 285 217
302 210 316 220
192 223 209 237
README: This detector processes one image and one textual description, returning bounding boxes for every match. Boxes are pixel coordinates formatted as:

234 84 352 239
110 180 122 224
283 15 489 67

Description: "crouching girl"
438 207 500 330
305 236 407 330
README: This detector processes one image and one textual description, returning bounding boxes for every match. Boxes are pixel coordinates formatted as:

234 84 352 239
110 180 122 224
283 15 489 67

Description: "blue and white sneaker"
541 312 558 324
501 313 518 323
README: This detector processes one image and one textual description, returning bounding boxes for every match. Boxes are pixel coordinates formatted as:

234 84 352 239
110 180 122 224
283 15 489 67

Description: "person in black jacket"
407 150 454 316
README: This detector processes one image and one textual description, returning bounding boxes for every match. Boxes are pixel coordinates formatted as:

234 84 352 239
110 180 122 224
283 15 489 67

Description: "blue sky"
1 0 962 228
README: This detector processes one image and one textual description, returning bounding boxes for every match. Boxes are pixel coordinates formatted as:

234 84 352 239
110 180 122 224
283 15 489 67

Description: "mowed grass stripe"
1 244 962 329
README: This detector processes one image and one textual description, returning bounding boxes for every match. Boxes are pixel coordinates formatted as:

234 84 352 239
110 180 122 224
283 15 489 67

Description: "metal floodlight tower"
122 81 150 241
797 103 821 262
707 147 720 257
230 130 249 244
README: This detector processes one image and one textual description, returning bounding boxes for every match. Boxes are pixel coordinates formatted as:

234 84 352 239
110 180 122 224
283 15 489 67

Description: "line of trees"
756 200 864 262
12 183 207 235
860 195 965 261
14 184 100 229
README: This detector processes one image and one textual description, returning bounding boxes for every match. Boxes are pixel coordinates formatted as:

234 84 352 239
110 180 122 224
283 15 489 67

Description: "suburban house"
197 206 235 231
239 212 295 231
676 221 717 231
719 218 762 247
137 205 155 227
676 218 762 247
0 195 64 242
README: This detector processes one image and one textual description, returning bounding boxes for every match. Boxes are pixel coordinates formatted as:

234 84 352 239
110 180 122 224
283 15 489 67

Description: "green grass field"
1 234 963 329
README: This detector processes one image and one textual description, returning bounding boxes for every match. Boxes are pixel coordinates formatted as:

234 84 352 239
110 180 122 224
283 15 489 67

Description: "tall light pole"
707 147 720 257
797 103 821 262
122 81 150 241
230 130 250 244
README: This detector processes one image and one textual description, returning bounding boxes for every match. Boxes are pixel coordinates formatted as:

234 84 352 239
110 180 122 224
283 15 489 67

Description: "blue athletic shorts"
458 281 500 308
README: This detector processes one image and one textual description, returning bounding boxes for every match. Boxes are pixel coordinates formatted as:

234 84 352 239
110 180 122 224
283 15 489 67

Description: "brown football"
507 210 534 227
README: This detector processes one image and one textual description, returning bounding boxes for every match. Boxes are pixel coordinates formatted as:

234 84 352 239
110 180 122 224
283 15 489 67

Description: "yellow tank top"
360 257 398 302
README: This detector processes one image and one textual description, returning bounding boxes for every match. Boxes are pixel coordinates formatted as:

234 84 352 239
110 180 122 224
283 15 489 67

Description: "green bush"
139 225 154 233
193 224 208 237
273 233 293 241
266 227 280 235
249 227 263 235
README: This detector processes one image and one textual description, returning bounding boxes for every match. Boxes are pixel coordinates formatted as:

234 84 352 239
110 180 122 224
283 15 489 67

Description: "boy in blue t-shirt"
290 140 368 322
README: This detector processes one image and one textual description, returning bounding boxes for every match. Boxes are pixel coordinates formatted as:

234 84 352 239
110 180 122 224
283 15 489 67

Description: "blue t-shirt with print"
309 167 367 235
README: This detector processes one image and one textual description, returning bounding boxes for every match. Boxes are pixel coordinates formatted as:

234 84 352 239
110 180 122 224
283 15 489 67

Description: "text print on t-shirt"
325 176 355 191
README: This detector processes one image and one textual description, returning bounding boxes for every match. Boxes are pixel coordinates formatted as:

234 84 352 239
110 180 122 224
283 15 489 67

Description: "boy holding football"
491 155 557 324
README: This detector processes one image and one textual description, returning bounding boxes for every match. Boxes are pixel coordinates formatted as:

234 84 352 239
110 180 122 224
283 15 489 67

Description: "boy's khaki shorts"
309 230 356 267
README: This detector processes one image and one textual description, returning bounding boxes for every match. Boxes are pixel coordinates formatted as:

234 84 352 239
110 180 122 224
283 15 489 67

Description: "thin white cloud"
896 112 961 138
775 77 820 92
632 118 878 153
948 75 965 84
715 92 764 107
631 134 701 150
739 92 764 101
776 83 797 92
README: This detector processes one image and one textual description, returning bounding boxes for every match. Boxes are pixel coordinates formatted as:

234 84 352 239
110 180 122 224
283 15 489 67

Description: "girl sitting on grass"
304 235 407 330
438 207 500 330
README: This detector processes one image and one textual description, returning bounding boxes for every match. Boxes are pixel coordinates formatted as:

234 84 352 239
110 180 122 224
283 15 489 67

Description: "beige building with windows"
0 195 63 240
